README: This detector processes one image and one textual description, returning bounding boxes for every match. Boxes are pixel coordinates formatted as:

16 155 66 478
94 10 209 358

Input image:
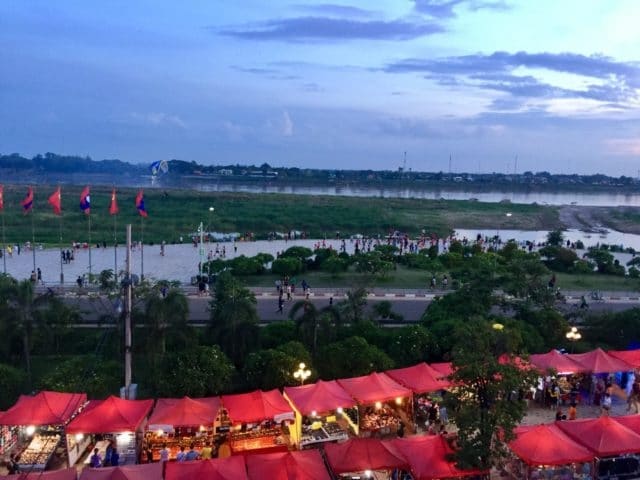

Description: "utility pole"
199 222 204 277
124 224 132 399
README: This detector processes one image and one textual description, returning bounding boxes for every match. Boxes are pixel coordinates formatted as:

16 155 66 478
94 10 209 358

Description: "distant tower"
514 155 518 175
449 155 452 175
403 151 407 175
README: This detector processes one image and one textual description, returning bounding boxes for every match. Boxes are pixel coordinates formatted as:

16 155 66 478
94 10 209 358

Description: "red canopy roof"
221 389 293 424
391 436 483 480
79 463 163 480
66 396 154 434
324 438 408 473
557 416 640 456
529 350 586 375
609 350 640 368
0 468 78 480
0 391 87 426
386 363 451 393
147 396 220 428
337 372 411 405
165 456 248 480
509 424 593 466
246 450 331 480
284 380 355 415
567 348 633 374
614 414 640 435
430 362 454 378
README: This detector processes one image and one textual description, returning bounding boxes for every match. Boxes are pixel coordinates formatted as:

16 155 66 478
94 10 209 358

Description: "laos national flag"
21 186 34 214
135 190 148 217
80 186 90 214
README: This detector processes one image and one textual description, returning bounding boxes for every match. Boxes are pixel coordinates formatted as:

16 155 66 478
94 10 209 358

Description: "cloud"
292 4 375 18
218 17 444 42
128 112 187 128
412 0 509 18
605 138 640 156
231 66 301 80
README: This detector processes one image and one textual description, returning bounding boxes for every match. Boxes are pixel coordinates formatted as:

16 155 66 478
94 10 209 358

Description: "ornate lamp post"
566 326 581 353
293 362 311 385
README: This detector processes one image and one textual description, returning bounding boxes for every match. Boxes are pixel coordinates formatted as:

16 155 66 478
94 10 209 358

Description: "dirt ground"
559 205 640 234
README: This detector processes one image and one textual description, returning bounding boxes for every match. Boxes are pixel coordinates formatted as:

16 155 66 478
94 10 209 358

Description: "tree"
271 257 303 276
445 319 537 471
336 287 368 325
386 325 436 366
208 272 260 366
0 363 26 410
546 230 564 246
38 356 121 399
242 341 312 390
143 286 192 356
316 336 394 379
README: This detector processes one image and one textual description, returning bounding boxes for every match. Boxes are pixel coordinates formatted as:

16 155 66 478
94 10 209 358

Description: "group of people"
89 440 120 468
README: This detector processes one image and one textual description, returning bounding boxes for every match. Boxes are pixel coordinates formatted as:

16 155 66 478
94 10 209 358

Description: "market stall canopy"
498 354 533 371
390 435 484 480
609 349 640 369
165 456 247 480
79 463 162 480
509 424 593 466
385 363 451 393
430 362 454 379
567 348 633 374
246 450 331 480
613 414 640 435
0 391 87 426
221 389 293 424
66 396 154 434
337 372 411 404
284 380 355 415
529 350 586 375
557 416 640 457
147 396 220 429
324 438 408 473
0 468 78 480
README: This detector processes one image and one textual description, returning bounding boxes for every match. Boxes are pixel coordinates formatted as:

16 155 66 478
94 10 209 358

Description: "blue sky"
2 0 640 174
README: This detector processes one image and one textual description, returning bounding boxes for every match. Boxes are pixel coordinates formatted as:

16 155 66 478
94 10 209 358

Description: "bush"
281 246 313 261
629 267 640 279
271 257 304 276
0 363 26 410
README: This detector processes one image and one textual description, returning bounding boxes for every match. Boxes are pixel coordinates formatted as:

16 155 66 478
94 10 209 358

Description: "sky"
1 0 640 175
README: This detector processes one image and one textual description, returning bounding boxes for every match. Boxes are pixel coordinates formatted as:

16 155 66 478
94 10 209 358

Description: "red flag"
0 185 4 211
135 190 148 217
109 188 119 215
21 186 34 214
80 186 90 214
48 187 62 215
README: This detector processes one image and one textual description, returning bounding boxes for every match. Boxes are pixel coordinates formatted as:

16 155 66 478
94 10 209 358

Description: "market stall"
0 391 87 471
283 380 354 448
557 416 640 458
220 389 294 455
506 424 593 479
145 396 220 461
0 467 78 480
567 348 634 374
65 396 154 466
0 411 18 457
529 350 586 375
79 462 162 480
337 372 411 437
324 438 408 479
609 349 640 369
430 362 454 379
246 450 331 480
390 435 484 480
164 455 248 480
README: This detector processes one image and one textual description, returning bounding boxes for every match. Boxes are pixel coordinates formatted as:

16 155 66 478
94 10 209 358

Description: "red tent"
430 362 454 378
66 396 154 434
385 363 451 393
337 372 411 405
609 350 640 368
165 456 248 480
0 391 87 426
614 414 640 435
567 348 633 374
324 438 408 473
390 435 483 479
0 468 77 480
221 389 293 424
509 424 593 465
79 463 163 480
246 450 331 480
284 380 355 415
557 416 640 456
147 396 220 428
529 350 586 375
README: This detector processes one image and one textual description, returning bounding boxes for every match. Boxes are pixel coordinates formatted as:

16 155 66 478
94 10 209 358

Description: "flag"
48 187 62 215
21 186 34 214
109 188 119 215
135 190 148 217
0 185 4 211
80 186 90 214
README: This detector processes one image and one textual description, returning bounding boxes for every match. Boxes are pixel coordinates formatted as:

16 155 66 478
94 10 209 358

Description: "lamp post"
293 362 311 385
566 326 581 353
208 207 214 242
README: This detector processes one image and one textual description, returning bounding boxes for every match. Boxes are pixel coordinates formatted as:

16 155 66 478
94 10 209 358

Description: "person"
90 448 102 468
111 447 120 467
396 422 405 438
176 446 186 462
160 443 170 462
185 443 199 461
103 441 113 467
277 295 284 314
555 408 563 421
201 442 213 459
37 267 42 284
580 295 588 309
439 403 448 424
30 270 37 283
602 392 612 416
7 454 19 474
76 275 83 288
145 445 153 463
568 403 577 420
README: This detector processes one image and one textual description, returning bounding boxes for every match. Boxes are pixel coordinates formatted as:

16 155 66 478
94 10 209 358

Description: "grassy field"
0 184 561 246
556 272 640 292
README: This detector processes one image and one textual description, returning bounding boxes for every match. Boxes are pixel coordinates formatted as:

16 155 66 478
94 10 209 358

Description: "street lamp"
293 362 311 385
492 322 504 330
566 326 581 352
208 207 215 241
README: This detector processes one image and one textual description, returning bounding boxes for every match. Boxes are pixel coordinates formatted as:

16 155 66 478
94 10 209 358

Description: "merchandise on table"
17 433 61 470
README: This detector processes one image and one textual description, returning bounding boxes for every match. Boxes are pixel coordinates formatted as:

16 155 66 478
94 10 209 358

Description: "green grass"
556 272 640 292
0 184 561 246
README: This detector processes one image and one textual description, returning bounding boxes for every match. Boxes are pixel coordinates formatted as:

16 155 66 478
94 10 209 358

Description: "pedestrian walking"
37 267 42 284
277 295 284 314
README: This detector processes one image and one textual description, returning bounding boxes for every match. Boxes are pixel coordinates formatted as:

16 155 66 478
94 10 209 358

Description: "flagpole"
114 210 118 277
88 212 92 279
30 206 36 273
1 211 6 275
140 215 144 281
59 209 64 284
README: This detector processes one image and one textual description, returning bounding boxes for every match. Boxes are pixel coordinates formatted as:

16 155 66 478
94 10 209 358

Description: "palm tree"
144 285 191 355
208 272 259 366
289 300 341 354
336 287 368 325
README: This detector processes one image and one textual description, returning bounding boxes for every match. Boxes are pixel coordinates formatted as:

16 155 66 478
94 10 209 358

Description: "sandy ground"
559 205 640 234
